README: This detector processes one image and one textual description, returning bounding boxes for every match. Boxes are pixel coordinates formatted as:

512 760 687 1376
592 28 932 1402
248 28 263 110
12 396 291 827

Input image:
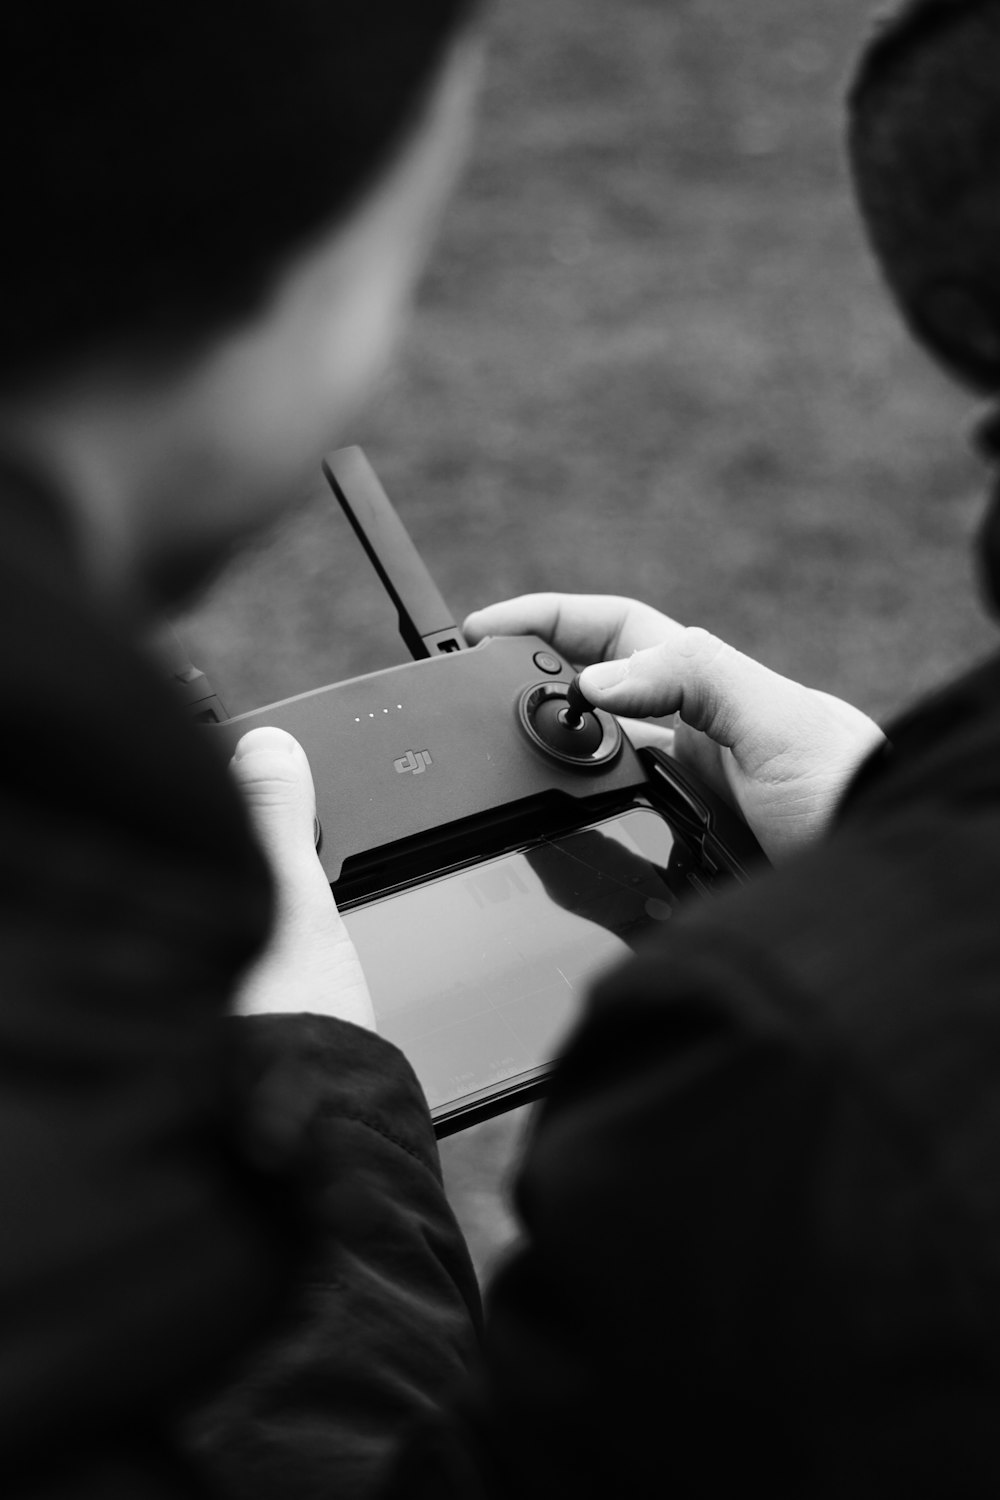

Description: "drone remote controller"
189 448 765 1135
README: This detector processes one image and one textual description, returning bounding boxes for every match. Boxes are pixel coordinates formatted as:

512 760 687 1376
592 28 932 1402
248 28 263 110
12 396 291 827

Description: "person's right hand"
464 594 886 862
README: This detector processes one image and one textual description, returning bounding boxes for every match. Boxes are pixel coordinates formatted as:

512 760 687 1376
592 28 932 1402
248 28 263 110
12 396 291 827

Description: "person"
191 1 1000 1496
4 5 1000 1500
0 4 485 1494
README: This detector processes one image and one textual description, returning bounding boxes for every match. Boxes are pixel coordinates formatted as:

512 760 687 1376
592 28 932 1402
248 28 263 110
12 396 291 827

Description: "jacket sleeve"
189 928 830 1500
0 802 298 1499
369 922 970 1500
187 1014 483 1500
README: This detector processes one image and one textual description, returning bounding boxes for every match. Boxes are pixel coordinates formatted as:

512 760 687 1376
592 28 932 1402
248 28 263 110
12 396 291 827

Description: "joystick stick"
560 673 591 730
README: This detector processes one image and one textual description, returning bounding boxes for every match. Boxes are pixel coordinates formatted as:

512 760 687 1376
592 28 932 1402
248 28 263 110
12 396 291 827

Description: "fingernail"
233 728 297 759
581 658 630 694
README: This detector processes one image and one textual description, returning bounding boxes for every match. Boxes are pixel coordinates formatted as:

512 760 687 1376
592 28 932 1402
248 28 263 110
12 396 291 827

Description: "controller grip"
639 746 767 881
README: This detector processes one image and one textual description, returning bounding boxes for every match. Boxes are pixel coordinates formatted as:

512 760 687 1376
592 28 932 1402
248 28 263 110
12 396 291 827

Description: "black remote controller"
197 448 765 1134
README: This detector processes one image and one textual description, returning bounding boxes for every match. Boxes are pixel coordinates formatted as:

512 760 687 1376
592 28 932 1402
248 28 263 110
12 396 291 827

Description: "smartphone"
340 802 683 1135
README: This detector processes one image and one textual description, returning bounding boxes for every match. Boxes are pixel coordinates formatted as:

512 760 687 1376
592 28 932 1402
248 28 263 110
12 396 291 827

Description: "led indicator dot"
369 712 375 718
354 717 360 723
397 704 402 710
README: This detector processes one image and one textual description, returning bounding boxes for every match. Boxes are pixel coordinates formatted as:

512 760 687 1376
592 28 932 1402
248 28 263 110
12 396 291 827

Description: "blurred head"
0 1 481 604
849 0 1000 393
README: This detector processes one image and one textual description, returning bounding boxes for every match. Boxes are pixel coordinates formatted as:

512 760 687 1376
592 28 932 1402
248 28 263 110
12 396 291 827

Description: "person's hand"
229 727 375 1028
464 594 886 862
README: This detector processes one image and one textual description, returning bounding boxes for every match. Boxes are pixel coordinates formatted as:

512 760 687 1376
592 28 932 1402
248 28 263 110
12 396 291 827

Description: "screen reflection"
341 808 675 1111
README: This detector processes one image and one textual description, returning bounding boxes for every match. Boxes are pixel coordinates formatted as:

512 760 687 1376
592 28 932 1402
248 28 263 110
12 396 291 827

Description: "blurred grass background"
179 0 998 1277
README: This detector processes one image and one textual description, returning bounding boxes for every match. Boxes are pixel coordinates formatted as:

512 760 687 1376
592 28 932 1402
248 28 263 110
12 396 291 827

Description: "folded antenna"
322 447 467 660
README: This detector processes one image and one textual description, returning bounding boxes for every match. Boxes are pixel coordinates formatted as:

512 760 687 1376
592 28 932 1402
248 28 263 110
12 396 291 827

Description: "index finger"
463 593 683 666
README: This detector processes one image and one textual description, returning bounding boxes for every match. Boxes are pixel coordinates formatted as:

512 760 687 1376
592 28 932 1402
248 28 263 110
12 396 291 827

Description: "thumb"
230 727 376 1027
231 726 319 870
579 626 790 756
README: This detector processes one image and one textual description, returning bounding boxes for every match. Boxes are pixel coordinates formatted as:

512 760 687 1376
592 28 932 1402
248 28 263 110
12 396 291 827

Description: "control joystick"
533 695 604 756
518 673 622 769
559 674 592 730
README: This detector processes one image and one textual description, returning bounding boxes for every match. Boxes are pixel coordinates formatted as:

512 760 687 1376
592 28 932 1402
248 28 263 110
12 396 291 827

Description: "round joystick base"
518 683 623 769
532 698 605 757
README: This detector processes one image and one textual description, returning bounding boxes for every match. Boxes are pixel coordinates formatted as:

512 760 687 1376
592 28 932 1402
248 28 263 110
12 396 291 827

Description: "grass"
180 0 999 1277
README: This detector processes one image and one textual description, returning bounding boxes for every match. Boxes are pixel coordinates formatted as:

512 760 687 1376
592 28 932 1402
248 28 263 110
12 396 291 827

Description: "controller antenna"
322 447 467 661
560 673 592 730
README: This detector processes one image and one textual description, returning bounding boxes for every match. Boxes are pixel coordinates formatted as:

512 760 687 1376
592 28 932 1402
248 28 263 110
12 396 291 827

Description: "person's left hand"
230 727 375 1029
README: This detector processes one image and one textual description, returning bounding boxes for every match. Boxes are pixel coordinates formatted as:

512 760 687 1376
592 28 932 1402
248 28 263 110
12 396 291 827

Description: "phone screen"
341 807 676 1125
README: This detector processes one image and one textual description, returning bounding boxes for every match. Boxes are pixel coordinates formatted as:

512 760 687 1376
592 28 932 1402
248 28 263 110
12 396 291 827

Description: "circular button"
533 650 563 675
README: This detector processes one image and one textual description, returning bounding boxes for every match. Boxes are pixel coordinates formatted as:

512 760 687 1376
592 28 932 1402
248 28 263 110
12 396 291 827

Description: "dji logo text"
394 749 433 776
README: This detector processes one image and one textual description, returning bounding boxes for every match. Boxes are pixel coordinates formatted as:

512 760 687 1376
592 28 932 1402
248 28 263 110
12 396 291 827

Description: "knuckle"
234 760 302 798
678 625 727 667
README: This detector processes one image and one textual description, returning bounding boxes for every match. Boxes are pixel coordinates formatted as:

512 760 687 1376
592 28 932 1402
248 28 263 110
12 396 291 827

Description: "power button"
533 651 563 675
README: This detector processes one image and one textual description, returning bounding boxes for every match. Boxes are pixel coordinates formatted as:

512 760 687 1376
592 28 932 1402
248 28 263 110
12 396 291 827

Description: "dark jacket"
0 464 476 1498
6 459 1000 1496
380 650 1000 1498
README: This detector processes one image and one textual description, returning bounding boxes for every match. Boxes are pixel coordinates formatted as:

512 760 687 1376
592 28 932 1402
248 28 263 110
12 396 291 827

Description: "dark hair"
848 0 1000 392
2 1 476 380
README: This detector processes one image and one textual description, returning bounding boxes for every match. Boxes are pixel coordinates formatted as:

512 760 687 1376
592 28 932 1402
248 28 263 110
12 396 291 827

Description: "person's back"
0 4 484 1493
